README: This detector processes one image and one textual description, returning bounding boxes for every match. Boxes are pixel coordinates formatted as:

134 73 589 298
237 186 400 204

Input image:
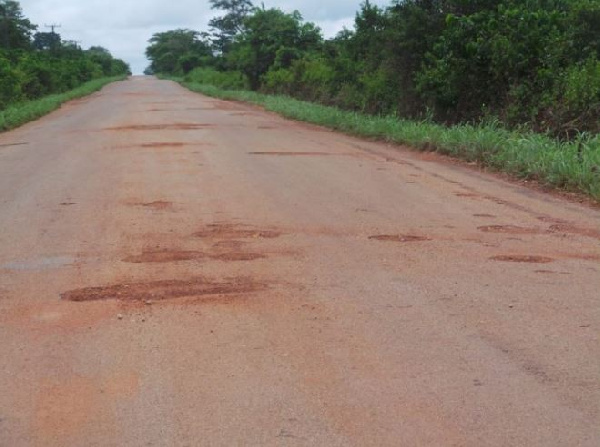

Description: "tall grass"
0 75 127 132
176 79 600 201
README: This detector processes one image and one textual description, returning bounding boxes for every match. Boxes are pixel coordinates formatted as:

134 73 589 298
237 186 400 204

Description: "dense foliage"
147 0 600 137
0 0 130 110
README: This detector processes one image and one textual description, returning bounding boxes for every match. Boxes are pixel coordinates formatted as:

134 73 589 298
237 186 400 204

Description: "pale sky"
19 0 390 74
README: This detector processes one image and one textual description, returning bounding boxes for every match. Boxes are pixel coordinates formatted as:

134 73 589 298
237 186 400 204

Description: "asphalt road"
0 76 599 446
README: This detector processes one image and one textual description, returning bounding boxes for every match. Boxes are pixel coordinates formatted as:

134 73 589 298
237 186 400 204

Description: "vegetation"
0 76 126 132
147 0 600 199
146 0 600 137
0 0 130 112
171 79 600 200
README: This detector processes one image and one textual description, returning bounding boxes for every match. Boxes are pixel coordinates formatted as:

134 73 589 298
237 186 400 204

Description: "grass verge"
173 77 600 201
0 75 127 132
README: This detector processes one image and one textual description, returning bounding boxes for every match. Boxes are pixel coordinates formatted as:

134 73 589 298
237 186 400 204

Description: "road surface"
0 77 599 446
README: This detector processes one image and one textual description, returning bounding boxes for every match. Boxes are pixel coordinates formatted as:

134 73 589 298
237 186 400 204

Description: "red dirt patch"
139 142 189 148
478 225 547 235
549 223 600 240
455 192 480 198
138 201 173 211
490 255 554 264
61 277 268 302
369 235 431 242
211 253 266 261
212 240 248 250
122 248 266 264
537 216 568 224
105 123 214 131
193 224 282 240
123 250 204 263
249 151 333 156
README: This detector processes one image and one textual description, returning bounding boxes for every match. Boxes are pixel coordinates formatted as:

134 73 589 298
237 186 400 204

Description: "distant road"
0 76 598 446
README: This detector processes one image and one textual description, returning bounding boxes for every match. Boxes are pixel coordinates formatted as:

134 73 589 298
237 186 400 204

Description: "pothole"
473 213 496 218
61 277 268 302
193 224 281 240
455 192 479 198
478 225 546 235
490 255 554 264
549 224 600 240
249 151 334 156
138 142 189 148
137 201 173 211
211 253 266 261
369 235 430 242
122 249 267 264
123 250 204 263
212 240 248 250
105 123 213 131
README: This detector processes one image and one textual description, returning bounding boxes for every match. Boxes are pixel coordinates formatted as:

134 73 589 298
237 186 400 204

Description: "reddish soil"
139 142 189 148
249 151 334 156
1 76 598 447
105 123 214 131
490 255 555 263
549 223 600 240
478 225 548 235
369 235 431 242
122 250 205 264
210 252 266 262
193 224 282 240
61 277 268 302
137 201 173 211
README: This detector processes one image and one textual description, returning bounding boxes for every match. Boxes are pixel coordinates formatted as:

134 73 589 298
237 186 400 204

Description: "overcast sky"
19 0 390 74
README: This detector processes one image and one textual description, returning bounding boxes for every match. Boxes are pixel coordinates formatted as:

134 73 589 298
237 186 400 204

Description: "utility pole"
44 24 61 52
45 23 61 34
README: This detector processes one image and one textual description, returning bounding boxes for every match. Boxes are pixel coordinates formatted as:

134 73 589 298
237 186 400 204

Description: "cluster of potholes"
61 223 283 303
60 216 597 302
368 220 600 265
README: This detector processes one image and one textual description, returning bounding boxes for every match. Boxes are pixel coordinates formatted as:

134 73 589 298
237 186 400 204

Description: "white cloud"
19 0 389 74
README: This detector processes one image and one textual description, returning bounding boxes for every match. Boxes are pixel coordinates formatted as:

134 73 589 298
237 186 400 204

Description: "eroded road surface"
1 77 599 446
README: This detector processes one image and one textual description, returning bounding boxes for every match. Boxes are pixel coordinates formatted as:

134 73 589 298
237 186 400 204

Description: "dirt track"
0 76 599 446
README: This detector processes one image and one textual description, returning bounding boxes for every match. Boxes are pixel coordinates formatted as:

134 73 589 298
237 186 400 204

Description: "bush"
184 67 249 90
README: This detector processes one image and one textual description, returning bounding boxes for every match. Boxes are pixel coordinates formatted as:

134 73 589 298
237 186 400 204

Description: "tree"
229 8 322 89
209 0 253 54
33 31 61 51
0 0 35 50
146 29 213 74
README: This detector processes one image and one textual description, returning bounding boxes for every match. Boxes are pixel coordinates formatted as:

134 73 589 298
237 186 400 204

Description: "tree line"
0 0 130 109
146 0 600 137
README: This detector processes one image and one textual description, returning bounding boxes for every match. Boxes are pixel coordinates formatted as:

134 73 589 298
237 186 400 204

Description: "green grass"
0 75 128 132
172 78 600 201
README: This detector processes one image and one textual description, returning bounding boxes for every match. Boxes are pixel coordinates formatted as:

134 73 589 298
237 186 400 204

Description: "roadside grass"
0 75 128 133
173 78 600 201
